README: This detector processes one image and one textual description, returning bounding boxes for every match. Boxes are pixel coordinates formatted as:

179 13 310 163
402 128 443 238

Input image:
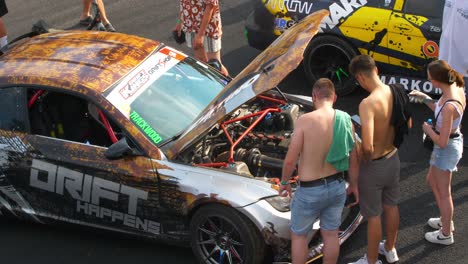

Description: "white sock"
0 36 7 49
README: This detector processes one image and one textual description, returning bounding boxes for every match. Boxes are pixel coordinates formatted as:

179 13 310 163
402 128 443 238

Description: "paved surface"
1 1 468 263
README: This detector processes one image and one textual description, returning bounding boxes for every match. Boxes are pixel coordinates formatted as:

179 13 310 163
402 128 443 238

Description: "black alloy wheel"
190 204 265 264
303 35 358 96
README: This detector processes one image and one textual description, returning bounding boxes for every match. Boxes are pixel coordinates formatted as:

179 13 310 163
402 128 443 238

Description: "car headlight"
264 196 290 212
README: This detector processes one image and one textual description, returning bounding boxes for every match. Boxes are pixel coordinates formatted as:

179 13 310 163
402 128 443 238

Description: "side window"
404 0 444 18
27 89 121 147
367 0 393 9
0 87 29 132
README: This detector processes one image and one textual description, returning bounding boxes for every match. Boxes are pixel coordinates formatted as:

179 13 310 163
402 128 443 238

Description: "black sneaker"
104 23 116 32
79 16 93 25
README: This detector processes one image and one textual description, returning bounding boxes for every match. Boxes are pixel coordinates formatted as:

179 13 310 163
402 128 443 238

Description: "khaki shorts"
358 149 400 218
185 32 221 53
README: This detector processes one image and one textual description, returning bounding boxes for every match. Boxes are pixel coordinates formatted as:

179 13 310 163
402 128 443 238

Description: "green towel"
326 110 355 171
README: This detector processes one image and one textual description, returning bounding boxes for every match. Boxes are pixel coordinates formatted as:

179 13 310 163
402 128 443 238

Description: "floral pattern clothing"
180 0 222 39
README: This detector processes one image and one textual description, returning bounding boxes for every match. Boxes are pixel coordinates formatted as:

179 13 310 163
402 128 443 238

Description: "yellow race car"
246 0 444 95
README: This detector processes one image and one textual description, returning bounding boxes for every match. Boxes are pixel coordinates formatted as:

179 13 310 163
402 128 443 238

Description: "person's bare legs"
433 166 453 236
366 215 382 263
80 0 93 20
321 229 340 264
383 204 399 251
427 167 442 210
0 17 7 48
291 233 308 264
207 50 229 76
194 47 208 63
95 0 111 25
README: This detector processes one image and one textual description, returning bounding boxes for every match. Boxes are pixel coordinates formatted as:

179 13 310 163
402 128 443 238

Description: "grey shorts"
185 32 221 53
358 149 400 218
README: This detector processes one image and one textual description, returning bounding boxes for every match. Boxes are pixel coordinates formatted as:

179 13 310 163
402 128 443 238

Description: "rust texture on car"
0 31 159 94
165 10 329 159
0 31 167 160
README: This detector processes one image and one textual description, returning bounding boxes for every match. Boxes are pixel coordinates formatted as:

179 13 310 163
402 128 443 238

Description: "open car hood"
165 10 329 158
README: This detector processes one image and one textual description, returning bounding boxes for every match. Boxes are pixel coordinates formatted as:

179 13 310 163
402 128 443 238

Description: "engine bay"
179 91 312 179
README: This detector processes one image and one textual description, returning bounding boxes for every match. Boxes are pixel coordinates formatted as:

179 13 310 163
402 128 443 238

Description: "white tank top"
434 100 464 131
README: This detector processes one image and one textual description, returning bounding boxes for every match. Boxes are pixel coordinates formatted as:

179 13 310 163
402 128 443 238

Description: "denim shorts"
430 135 463 172
290 179 346 234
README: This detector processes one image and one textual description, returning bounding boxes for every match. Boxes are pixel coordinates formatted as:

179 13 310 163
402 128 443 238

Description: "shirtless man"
280 78 359 264
348 55 400 264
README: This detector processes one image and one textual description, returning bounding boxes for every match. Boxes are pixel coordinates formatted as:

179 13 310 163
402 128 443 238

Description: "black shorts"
0 0 8 17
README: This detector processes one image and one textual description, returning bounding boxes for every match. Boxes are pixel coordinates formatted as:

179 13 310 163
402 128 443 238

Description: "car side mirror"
105 137 140 160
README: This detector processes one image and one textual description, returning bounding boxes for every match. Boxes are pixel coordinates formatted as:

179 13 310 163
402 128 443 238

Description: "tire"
190 204 266 264
303 35 358 96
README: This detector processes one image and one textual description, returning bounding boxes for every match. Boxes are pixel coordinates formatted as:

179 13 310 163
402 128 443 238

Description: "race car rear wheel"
190 204 265 264
303 35 358 96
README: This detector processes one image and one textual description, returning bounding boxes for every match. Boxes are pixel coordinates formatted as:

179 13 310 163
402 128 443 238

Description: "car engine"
179 93 312 179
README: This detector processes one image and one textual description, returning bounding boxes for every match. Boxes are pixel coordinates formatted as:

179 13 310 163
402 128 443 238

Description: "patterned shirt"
180 0 222 39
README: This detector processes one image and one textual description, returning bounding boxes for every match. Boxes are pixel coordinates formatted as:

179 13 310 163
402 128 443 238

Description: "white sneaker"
348 254 382 264
378 240 399 263
427 217 455 232
425 229 454 245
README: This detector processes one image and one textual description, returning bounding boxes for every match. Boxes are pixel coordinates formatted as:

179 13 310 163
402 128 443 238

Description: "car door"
0 86 163 237
335 0 391 56
0 86 44 222
387 0 443 77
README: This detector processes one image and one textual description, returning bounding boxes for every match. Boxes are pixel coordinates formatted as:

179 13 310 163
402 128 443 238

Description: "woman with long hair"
410 60 466 245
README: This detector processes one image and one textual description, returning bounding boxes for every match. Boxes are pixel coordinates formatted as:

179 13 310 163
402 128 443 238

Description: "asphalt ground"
1 1 467 263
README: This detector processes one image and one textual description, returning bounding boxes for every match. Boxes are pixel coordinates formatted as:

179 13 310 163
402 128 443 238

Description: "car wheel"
303 35 358 96
190 204 266 264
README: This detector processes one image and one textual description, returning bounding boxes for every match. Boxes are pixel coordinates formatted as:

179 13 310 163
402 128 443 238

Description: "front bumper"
239 199 363 263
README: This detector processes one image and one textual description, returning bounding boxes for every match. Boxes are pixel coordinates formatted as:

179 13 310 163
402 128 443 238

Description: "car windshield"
105 47 225 146
130 58 225 143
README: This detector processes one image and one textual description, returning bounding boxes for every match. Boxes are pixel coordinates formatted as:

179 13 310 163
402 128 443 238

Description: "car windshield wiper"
157 133 182 147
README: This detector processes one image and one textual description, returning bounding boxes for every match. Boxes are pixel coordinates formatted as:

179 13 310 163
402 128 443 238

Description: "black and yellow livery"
246 0 444 95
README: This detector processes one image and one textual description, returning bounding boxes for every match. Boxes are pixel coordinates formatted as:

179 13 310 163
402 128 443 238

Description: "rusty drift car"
0 10 361 264
245 0 444 96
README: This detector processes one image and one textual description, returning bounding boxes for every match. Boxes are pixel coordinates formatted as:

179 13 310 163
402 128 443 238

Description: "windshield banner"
106 47 187 117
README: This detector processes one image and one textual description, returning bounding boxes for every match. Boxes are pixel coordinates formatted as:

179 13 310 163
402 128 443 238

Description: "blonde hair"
312 78 335 99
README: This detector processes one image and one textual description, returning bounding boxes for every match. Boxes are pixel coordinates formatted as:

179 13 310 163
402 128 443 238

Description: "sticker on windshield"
130 110 162 144
119 70 149 99
106 47 187 118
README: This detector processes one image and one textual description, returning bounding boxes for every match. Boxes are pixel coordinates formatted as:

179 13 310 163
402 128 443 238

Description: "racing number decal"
423 40 439 58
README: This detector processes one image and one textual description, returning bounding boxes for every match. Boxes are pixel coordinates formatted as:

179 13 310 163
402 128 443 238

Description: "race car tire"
303 35 358 96
190 204 266 264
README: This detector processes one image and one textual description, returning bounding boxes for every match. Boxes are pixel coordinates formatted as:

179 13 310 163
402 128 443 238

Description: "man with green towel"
279 78 359 264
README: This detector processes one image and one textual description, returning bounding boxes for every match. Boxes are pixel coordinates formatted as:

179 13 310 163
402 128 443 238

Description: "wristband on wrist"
280 180 289 185
177 19 182 24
